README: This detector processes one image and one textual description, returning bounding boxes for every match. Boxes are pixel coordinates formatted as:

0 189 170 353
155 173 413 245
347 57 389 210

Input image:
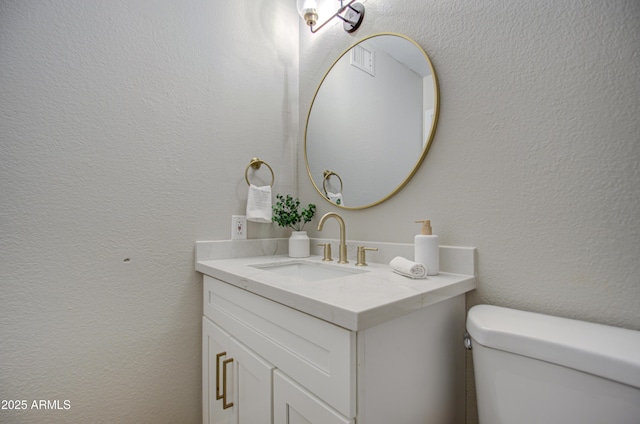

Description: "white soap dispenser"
415 220 439 276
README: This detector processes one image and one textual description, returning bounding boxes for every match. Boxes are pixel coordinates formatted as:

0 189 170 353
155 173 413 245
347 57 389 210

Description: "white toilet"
466 305 640 424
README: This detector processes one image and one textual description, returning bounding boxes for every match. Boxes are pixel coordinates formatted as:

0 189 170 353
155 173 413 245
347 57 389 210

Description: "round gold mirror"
304 33 439 209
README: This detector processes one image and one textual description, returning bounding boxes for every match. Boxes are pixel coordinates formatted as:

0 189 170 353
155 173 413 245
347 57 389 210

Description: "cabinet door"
230 337 274 424
203 317 233 424
204 317 275 424
273 371 353 424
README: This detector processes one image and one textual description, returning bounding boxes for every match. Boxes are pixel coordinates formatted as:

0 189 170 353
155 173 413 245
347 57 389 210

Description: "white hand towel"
246 184 272 223
327 191 344 206
390 256 427 279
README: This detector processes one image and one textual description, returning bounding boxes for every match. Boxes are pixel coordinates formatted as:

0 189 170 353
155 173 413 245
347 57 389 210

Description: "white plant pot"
288 231 310 258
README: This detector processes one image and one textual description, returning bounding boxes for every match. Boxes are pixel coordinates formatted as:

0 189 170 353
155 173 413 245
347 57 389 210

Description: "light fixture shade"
297 0 319 26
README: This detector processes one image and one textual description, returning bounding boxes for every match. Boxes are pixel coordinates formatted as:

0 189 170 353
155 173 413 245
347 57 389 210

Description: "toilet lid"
467 305 640 389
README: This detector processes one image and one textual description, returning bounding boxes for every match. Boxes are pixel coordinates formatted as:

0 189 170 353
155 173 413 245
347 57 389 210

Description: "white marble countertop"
196 241 476 331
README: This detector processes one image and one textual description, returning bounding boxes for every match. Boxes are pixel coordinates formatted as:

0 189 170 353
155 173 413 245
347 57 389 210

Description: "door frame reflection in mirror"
304 32 440 209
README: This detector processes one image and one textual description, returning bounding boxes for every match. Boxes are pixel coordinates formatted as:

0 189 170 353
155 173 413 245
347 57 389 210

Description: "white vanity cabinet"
202 274 466 424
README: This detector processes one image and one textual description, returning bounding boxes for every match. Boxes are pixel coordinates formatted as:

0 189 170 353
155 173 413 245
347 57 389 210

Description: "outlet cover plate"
231 215 247 240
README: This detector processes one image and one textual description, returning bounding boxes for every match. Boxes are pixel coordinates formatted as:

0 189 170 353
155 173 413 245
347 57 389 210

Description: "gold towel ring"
245 157 275 186
322 170 343 196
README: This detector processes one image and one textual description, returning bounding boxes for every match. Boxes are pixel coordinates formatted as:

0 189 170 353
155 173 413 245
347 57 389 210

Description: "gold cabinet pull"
222 357 234 409
215 352 226 401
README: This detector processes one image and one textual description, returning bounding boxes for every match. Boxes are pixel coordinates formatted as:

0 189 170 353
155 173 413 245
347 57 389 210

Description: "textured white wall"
0 1 297 422
299 2 640 422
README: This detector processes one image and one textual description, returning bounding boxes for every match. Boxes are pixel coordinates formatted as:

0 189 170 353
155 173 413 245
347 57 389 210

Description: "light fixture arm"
335 5 359 24
308 0 365 34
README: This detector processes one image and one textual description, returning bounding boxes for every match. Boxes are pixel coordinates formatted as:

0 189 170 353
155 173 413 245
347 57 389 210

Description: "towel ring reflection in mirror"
322 170 343 196
245 157 275 186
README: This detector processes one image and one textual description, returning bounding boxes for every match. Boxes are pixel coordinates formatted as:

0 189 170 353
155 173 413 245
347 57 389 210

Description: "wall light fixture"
297 0 365 33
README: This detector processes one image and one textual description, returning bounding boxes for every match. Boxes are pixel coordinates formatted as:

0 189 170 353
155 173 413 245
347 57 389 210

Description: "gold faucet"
317 212 348 263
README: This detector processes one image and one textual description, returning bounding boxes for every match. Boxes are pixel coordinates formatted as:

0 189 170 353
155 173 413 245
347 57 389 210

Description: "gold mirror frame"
304 33 440 209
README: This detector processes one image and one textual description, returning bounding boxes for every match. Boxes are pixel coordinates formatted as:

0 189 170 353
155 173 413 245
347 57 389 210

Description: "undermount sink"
250 260 368 282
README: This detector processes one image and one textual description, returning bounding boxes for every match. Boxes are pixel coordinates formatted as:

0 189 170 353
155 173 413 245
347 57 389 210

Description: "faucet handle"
318 243 333 261
356 246 378 266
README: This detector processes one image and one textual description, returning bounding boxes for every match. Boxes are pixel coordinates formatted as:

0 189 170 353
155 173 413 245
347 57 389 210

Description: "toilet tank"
466 305 640 424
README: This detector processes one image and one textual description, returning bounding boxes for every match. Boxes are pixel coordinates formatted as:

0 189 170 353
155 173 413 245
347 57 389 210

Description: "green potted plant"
272 194 316 257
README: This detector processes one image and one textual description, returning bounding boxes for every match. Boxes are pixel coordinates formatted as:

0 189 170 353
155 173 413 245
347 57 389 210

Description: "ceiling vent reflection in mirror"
351 44 375 76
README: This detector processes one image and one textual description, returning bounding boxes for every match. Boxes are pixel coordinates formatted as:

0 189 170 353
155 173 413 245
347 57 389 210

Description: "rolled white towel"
390 256 427 279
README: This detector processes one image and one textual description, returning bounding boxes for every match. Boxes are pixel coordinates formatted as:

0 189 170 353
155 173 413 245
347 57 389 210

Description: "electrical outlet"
231 215 247 240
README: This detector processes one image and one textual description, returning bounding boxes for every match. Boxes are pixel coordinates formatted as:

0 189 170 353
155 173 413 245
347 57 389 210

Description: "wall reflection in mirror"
305 33 439 209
